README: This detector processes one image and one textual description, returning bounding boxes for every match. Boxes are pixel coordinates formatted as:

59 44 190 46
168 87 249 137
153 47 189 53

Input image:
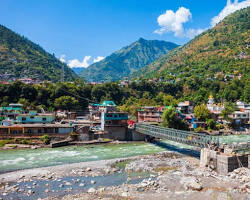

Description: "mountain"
133 7 250 81
0 25 77 82
71 67 84 75
79 38 178 82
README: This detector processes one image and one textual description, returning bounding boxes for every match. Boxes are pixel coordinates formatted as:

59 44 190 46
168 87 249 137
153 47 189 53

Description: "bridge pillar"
200 148 249 174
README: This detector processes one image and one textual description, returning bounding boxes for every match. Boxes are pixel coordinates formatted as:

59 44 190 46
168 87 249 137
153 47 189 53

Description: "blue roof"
101 101 116 106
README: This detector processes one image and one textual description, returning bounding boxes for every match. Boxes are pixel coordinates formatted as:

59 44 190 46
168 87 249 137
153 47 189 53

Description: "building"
229 111 249 125
101 112 128 127
16 111 55 124
0 124 74 138
137 106 163 123
177 101 194 114
89 101 117 121
0 104 24 119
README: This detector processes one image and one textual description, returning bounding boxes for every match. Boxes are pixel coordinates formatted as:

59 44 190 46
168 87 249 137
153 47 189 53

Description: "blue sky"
0 0 249 68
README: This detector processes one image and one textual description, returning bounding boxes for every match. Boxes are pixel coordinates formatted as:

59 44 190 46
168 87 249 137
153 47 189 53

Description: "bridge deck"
135 123 219 148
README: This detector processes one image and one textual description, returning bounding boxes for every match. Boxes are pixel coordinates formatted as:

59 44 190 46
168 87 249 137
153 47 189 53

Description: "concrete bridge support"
200 148 249 174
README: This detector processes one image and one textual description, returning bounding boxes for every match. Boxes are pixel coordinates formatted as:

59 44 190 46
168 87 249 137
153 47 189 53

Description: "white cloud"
211 0 250 27
185 28 207 39
68 56 92 68
59 54 66 63
93 56 105 63
154 7 192 37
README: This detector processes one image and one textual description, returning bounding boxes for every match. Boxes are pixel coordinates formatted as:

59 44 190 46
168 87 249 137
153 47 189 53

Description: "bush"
194 127 205 133
206 119 216 130
20 139 30 145
70 132 78 141
40 134 51 144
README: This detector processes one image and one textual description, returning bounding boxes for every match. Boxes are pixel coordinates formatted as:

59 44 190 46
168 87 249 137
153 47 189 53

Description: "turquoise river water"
0 135 249 173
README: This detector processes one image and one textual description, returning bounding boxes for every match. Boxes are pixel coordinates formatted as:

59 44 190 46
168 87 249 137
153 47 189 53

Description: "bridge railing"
135 123 219 148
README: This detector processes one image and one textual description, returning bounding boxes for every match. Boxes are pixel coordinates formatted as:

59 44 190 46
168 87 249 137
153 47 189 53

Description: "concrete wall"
101 126 128 141
131 130 146 141
200 148 249 174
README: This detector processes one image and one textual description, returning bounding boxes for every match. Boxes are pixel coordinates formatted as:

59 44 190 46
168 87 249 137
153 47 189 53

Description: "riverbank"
0 152 249 200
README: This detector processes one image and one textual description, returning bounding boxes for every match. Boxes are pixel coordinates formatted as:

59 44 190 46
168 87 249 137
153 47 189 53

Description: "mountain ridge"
0 25 77 82
79 38 178 82
133 7 250 80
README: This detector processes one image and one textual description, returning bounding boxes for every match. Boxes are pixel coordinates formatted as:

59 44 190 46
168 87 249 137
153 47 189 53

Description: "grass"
111 160 132 169
154 165 179 172
0 139 14 147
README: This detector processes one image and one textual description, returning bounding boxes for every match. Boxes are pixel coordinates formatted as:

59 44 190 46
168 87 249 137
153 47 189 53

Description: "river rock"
27 190 34 195
88 187 96 193
86 167 92 172
91 180 96 184
121 192 130 197
45 189 49 193
79 183 85 187
65 182 72 186
59 184 64 188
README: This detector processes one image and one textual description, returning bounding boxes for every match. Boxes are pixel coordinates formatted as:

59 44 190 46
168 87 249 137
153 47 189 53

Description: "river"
0 135 249 173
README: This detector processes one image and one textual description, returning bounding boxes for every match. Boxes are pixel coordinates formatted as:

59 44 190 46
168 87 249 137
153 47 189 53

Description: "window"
22 117 26 121
30 116 34 119
42 117 46 121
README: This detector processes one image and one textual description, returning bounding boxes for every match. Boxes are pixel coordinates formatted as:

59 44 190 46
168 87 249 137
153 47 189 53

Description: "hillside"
133 7 250 81
79 38 178 82
0 25 77 82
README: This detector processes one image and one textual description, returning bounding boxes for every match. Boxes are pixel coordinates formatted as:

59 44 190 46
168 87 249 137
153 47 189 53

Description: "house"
177 101 194 114
16 111 55 124
137 106 163 123
229 111 249 125
0 124 74 138
0 104 24 119
101 112 128 127
89 101 117 121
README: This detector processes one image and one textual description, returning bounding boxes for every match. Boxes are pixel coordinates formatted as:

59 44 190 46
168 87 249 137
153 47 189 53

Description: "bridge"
135 123 219 148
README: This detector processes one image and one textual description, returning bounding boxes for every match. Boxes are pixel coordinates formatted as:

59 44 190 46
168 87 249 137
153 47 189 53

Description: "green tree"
162 107 187 130
54 96 79 111
206 118 216 130
194 104 211 121
163 95 177 107
220 102 236 121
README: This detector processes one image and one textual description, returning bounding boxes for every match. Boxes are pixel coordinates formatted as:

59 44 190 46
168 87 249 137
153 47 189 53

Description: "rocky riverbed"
0 152 249 200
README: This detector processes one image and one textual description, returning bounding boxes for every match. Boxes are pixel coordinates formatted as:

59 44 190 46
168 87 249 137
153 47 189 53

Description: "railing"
135 123 219 148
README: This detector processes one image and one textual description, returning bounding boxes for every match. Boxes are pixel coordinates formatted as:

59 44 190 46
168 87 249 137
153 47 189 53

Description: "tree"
206 118 216 130
194 104 211 121
54 96 79 111
220 102 236 121
163 95 177 107
162 107 187 130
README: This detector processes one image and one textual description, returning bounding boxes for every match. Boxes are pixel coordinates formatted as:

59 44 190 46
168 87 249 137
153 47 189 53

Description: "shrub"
20 139 30 145
40 134 51 144
70 132 78 141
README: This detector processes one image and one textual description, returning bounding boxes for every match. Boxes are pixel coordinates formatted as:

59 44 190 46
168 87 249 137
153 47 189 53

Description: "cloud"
59 54 66 63
154 7 192 37
93 56 105 63
68 56 92 68
185 28 207 39
211 0 250 27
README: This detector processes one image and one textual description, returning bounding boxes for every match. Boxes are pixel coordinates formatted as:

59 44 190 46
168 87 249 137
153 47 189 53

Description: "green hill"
0 25 77 82
134 7 250 81
79 38 178 82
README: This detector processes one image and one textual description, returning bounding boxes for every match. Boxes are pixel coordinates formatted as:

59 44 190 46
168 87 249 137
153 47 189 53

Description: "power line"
57 86 97 104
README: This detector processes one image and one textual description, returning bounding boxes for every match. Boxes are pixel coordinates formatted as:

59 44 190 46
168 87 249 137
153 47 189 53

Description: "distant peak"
138 37 146 42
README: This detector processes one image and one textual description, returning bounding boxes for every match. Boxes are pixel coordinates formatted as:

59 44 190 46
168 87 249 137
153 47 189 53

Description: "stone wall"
200 148 249 174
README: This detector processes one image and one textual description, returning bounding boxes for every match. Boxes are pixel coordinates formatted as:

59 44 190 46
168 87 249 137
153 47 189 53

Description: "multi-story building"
16 110 55 124
137 106 163 123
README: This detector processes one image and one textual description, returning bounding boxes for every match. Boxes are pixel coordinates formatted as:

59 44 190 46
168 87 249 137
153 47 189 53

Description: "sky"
0 0 249 68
